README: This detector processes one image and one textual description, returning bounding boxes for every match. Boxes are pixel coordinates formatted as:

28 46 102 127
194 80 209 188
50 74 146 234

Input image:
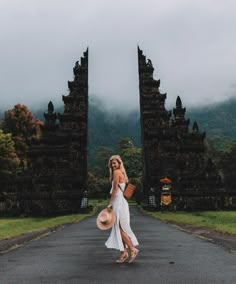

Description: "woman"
105 155 139 263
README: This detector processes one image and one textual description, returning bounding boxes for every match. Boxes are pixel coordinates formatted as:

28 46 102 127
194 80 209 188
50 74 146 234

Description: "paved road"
0 207 235 284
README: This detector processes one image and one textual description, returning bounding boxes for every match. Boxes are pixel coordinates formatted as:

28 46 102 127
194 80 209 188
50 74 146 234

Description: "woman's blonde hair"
108 155 129 183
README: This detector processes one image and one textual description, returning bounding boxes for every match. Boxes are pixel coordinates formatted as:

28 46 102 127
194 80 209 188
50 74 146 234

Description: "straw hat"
96 208 116 230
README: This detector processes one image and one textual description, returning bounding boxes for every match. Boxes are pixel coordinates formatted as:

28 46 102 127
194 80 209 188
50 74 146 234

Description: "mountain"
186 98 236 150
88 102 141 161
88 97 236 158
187 98 236 139
1 98 236 157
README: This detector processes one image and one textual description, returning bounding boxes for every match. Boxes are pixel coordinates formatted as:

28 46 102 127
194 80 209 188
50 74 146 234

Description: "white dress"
105 183 139 251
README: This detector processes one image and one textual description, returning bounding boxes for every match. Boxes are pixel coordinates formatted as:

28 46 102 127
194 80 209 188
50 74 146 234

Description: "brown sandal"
116 251 129 263
128 248 139 263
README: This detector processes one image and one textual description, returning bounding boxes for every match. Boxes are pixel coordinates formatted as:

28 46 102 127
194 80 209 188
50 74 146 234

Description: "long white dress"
105 183 139 251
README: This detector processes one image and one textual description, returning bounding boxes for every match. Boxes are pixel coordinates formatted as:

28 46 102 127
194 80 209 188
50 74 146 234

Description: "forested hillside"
88 101 141 160
188 98 236 137
87 97 236 156
187 98 236 150
1 97 236 159
23 101 141 162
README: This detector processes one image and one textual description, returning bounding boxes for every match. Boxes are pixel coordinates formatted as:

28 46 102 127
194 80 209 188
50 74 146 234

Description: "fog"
1 0 236 113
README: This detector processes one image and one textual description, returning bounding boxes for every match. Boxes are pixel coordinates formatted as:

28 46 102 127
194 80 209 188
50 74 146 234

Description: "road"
0 207 235 284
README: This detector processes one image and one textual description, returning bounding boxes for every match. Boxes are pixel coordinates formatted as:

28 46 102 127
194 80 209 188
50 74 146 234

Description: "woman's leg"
119 224 139 263
119 224 135 251
116 231 129 263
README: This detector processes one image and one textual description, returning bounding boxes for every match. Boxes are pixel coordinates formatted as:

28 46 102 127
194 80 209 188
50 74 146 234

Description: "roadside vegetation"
0 199 107 240
148 211 236 235
1 200 235 241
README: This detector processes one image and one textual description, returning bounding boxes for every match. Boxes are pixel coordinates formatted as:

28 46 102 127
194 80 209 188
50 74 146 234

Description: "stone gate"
138 47 227 210
0 49 89 215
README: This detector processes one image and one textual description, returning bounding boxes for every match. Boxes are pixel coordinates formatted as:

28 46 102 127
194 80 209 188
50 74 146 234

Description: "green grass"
0 199 107 240
0 214 91 240
88 198 108 207
148 211 236 235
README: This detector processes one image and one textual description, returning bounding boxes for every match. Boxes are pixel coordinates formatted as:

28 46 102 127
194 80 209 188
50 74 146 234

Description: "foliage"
1 97 236 194
87 171 111 198
120 144 142 179
0 130 16 157
2 104 42 139
187 97 236 151
88 137 142 198
1 104 43 166
89 147 113 178
206 136 233 153
0 130 20 174
119 137 134 150
88 99 141 164
129 176 144 204
218 141 236 190
119 141 143 202
1 97 236 161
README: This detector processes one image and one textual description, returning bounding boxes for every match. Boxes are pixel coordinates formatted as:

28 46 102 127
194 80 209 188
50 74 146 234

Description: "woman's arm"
107 170 120 209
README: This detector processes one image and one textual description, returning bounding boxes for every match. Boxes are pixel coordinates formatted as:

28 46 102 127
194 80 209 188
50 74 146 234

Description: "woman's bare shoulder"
113 169 122 176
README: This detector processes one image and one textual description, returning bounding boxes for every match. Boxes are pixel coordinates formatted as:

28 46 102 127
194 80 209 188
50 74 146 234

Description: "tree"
119 137 134 151
0 130 20 175
87 171 110 198
118 137 144 203
220 140 236 190
2 104 42 137
90 146 113 178
1 104 43 163
119 138 142 179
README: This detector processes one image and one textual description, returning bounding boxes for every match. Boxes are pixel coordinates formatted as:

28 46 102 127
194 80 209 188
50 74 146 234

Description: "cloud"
0 0 236 112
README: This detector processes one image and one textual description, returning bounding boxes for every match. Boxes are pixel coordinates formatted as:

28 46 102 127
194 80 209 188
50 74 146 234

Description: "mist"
1 0 236 112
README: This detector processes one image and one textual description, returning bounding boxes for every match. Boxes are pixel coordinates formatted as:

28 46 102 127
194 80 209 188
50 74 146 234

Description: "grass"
88 198 108 207
0 199 107 240
3 199 234 240
0 214 90 240
148 211 236 235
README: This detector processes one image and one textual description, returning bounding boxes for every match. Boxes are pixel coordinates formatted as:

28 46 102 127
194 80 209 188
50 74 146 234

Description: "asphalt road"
0 207 235 284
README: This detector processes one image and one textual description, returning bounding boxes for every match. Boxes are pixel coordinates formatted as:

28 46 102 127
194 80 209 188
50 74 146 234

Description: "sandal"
116 251 129 263
128 248 139 263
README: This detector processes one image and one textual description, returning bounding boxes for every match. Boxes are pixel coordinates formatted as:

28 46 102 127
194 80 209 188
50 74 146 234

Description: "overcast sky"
1 0 236 113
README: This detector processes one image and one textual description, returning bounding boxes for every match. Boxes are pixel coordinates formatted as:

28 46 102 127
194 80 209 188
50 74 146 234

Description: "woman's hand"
107 204 112 211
